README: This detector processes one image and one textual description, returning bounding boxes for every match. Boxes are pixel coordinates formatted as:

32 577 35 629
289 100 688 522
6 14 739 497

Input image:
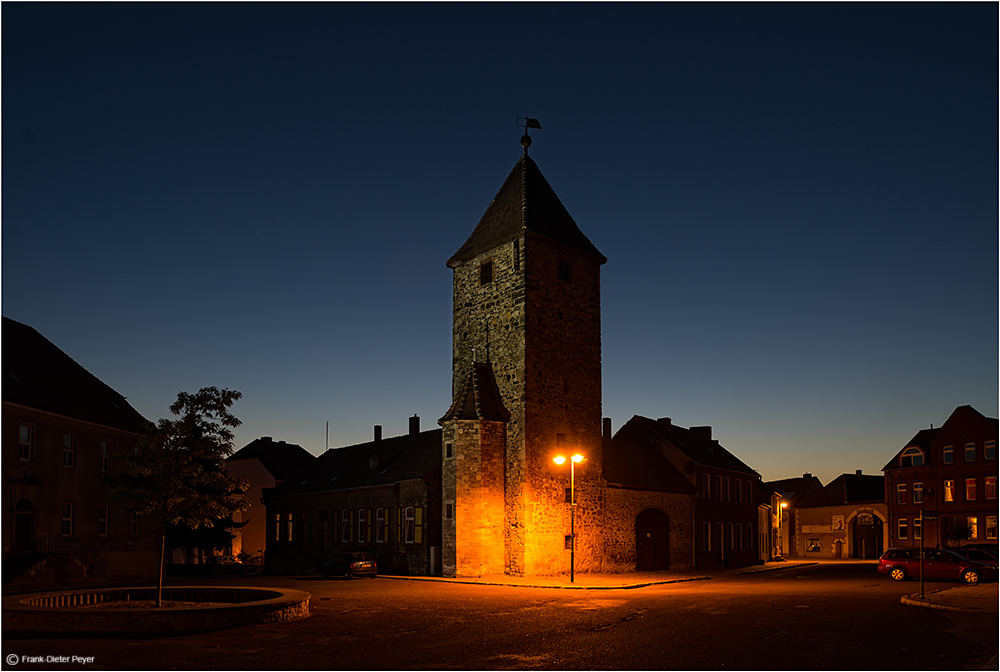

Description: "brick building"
763 473 824 559
3 317 160 584
883 405 998 549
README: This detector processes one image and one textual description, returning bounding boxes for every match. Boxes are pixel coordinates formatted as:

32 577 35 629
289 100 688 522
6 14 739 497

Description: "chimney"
374 425 382 442
803 472 812 479
409 414 420 436
657 417 672 429
261 436 272 444
691 426 712 440
603 417 612 439
856 469 863 477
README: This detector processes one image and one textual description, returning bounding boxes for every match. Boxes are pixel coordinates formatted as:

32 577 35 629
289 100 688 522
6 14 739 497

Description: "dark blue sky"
3 3 996 485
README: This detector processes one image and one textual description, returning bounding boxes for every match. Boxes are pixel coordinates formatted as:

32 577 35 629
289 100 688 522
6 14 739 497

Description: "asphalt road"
3 562 997 670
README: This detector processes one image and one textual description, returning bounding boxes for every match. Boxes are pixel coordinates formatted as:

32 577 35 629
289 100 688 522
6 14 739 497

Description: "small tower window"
480 260 493 285
558 259 571 282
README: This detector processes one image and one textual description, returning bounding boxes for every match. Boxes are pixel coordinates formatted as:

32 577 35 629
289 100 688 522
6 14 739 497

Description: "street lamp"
553 453 586 582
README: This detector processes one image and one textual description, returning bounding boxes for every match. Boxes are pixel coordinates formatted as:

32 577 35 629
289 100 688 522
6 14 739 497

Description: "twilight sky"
3 3 996 486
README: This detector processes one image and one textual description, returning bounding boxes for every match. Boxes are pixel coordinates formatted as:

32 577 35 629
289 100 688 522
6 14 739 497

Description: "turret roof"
447 154 606 267
438 361 511 424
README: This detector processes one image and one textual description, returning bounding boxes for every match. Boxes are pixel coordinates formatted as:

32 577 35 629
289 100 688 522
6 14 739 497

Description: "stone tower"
440 137 607 577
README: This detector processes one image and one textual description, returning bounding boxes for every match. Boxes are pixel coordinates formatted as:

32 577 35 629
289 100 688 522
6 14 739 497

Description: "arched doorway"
635 509 670 570
14 499 35 553
852 511 883 559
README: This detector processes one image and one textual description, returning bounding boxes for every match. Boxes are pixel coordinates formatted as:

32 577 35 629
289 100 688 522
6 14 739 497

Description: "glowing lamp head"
553 456 567 465
571 454 585 463
780 501 788 508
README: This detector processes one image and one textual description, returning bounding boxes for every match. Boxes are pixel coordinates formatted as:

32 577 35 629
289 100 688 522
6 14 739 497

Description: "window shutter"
414 507 424 544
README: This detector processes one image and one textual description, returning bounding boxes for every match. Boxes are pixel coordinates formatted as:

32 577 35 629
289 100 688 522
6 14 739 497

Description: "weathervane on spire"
517 117 542 154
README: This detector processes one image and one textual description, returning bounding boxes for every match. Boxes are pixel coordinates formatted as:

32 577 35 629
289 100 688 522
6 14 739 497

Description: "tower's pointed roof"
447 154 606 268
438 361 511 424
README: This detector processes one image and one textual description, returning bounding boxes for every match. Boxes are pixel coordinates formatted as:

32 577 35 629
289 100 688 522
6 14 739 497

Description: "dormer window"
899 446 924 467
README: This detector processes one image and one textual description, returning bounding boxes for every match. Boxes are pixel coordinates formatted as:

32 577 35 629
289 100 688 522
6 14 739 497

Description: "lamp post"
553 453 585 582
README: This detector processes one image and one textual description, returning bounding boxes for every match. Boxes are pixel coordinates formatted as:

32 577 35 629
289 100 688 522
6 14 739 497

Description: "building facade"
883 405 998 549
794 471 887 559
3 317 160 584
763 473 825 559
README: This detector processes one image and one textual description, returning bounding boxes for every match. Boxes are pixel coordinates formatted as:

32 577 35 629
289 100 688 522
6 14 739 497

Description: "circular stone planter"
3 586 310 637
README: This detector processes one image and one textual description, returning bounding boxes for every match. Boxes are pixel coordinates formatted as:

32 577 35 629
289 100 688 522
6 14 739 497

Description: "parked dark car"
951 548 999 566
877 548 997 585
322 552 377 579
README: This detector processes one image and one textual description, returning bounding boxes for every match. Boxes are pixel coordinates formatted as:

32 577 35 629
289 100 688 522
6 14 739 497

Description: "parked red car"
950 548 998 567
877 548 996 585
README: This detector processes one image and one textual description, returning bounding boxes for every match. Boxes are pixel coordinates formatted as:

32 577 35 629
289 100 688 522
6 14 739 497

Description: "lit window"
967 516 978 540
913 517 922 540
285 513 294 542
965 443 976 462
98 505 108 536
942 446 954 464
986 516 998 540
100 441 111 473
61 503 74 536
986 477 997 500
63 434 75 468
897 519 908 540
943 480 955 502
899 446 924 467
272 513 281 542
375 508 386 543
913 482 923 504
965 478 977 501
896 484 907 505
986 441 996 460
18 425 33 461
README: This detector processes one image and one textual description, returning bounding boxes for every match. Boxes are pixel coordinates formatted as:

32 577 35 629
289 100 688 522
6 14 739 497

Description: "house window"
18 425 33 461
967 516 978 540
403 506 423 544
986 477 997 500
285 513 294 542
913 517 922 540
375 508 386 543
942 446 954 464
100 441 111 473
716 476 723 500
63 434 75 467
445 443 453 459
747 481 753 504
986 441 997 460
445 502 454 520
986 516 997 540
61 503 74 536
358 509 370 544
272 513 281 542
702 474 710 499
896 484 907 505
131 512 139 537
806 538 821 552
735 479 742 504
98 505 108 536
703 522 711 552
717 523 725 551
913 482 923 504
341 510 351 543
943 480 955 502
736 523 743 550
899 446 924 467
479 260 493 285
897 519 907 540
558 259 571 282
320 511 329 550
724 477 731 502
965 443 976 462
965 478 977 501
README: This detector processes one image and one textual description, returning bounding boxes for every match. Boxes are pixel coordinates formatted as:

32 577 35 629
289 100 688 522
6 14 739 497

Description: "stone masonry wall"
602 488 695 571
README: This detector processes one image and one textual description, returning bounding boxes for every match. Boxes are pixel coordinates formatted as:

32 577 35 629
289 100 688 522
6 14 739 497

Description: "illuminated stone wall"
442 419 506 577
602 488 696 571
